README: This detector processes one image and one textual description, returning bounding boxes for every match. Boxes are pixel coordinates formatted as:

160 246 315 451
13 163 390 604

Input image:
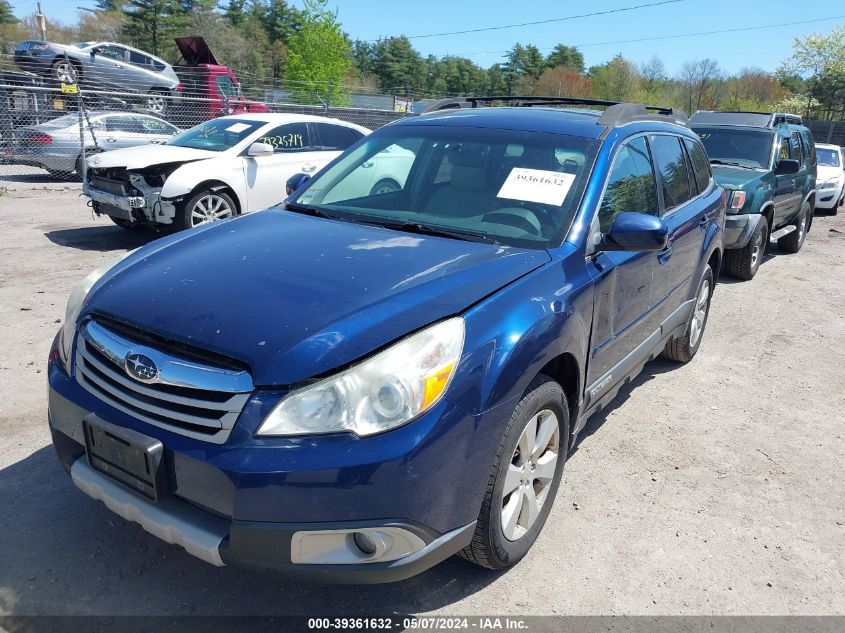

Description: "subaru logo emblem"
124 352 158 383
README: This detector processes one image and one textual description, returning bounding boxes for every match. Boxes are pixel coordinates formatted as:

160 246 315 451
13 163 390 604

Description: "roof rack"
689 110 803 128
419 95 688 127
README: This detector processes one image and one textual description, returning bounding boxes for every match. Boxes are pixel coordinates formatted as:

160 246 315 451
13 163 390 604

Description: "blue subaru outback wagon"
47 96 725 583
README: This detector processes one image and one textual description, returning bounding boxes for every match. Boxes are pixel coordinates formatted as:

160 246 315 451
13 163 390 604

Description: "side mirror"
286 173 311 196
601 212 669 252
775 158 800 175
247 142 274 157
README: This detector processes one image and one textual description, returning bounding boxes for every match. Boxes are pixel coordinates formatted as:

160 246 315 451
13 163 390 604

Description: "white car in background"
815 143 845 215
83 114 370 230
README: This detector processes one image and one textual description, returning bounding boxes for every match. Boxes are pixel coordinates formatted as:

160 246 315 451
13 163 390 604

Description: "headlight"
257 318 465 437
57 250 137 374
727 190 747 211
819 181 840 190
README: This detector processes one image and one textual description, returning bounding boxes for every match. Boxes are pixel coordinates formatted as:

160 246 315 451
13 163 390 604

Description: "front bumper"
83 183 176 225
723 212 761 250
815 185 844 209
48 357 502 581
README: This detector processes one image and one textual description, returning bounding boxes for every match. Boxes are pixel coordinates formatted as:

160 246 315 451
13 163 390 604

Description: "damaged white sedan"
83 113 370 230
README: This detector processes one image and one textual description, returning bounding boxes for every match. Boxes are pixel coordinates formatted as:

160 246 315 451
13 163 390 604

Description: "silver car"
14 40 181 114
10 111 179 179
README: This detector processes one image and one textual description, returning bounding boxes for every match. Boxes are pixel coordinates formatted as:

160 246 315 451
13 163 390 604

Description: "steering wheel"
482 206 544 237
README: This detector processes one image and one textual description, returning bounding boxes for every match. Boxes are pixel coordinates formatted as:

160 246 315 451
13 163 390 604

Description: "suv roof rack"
419 96 688 127
689 110 803 128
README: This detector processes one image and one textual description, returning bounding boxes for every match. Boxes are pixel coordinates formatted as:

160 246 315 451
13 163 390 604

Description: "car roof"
216 113 370 131
394 106 689 140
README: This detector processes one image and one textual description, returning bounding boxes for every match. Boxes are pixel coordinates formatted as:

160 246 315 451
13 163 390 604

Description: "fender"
449 252 593 419
160 156 248 210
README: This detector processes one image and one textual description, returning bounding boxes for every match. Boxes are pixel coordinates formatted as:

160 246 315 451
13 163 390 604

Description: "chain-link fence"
0 52 414 183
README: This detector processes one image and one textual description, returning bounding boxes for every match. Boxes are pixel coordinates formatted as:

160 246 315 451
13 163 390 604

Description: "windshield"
693 127 773 169
291 125 597 248
817 147 841 168
166 119 263 151
73 42 95 49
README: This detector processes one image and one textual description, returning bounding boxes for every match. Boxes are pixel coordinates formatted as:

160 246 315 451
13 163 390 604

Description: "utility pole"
36 2 47 41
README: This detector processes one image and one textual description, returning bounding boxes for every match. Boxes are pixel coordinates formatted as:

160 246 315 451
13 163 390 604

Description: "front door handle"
699 215 709 228
657 244 673 264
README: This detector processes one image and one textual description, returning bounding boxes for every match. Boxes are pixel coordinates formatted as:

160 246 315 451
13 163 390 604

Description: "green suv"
690 111 817 280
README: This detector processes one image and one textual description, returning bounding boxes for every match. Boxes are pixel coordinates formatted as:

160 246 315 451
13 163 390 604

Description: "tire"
144 90 169 115
723 216 768 280
460 375 569 570
662 265 714 363
778 202 809 253
51 58 79 83
369 178 401 196
176 189 237 231
75 149 102 180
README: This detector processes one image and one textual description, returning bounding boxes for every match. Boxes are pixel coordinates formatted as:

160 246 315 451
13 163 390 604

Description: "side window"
104 116 140 133
599 136 658 232
129 50 152 68
789 132 803 165
215 75 238 98
684 138 712 194
650 135 693 211
315 123 362 151
99 45 126 62
139 117 174 134
257 123 311 153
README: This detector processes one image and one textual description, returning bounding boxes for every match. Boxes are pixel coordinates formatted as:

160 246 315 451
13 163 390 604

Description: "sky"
12 0 845 75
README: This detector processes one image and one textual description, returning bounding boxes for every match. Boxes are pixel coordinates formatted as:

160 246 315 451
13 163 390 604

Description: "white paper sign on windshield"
225 123 251 133
497 168 575 206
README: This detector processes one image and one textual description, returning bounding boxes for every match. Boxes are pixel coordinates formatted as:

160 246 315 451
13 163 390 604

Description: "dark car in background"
690 111 817 280
48 97 724 582
14 40 181 114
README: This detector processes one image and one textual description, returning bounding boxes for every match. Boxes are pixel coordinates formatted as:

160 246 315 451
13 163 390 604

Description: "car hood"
87 144 218 170
710 164 767 189
817 164 844 183
84 211 551 385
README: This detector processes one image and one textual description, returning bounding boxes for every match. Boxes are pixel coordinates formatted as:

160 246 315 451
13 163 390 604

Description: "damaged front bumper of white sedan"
83 172 178 226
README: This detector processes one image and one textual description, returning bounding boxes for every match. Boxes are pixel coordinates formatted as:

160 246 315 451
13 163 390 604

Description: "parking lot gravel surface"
0 183 843 616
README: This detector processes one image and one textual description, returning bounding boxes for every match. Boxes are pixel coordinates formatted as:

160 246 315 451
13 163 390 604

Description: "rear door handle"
699 215 709 228
657 244 673 264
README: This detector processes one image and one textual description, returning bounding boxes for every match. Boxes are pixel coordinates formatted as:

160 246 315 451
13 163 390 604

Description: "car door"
648 134 709 324
242 122 326 211
586 135 660 389
773 132 804 227
101 115 146 150
90 45 128 87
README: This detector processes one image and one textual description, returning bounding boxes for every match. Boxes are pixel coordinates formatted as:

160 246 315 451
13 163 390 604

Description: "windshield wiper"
372 220 502 244
284 202 337 219
710 159 754 169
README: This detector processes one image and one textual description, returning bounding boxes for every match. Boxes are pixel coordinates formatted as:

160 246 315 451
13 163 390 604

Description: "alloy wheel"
54 61 77 83
689 278 710 348
190 194 234 226
146 94 166 114
500 409 560 542
749 231 763 272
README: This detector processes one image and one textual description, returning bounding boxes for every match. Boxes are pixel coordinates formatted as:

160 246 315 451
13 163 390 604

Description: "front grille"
75 320 253 444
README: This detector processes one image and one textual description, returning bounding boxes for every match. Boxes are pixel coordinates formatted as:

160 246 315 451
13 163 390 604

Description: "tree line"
0 0 843 120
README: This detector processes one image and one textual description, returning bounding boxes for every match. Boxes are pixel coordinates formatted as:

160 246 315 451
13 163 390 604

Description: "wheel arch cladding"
448 262 591 424
707 247 722 280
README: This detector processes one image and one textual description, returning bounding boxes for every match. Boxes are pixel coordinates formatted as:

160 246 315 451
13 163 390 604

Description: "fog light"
290 526 426 565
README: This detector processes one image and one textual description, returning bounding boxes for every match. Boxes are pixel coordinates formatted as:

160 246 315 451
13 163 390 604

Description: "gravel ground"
0 185 843 617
